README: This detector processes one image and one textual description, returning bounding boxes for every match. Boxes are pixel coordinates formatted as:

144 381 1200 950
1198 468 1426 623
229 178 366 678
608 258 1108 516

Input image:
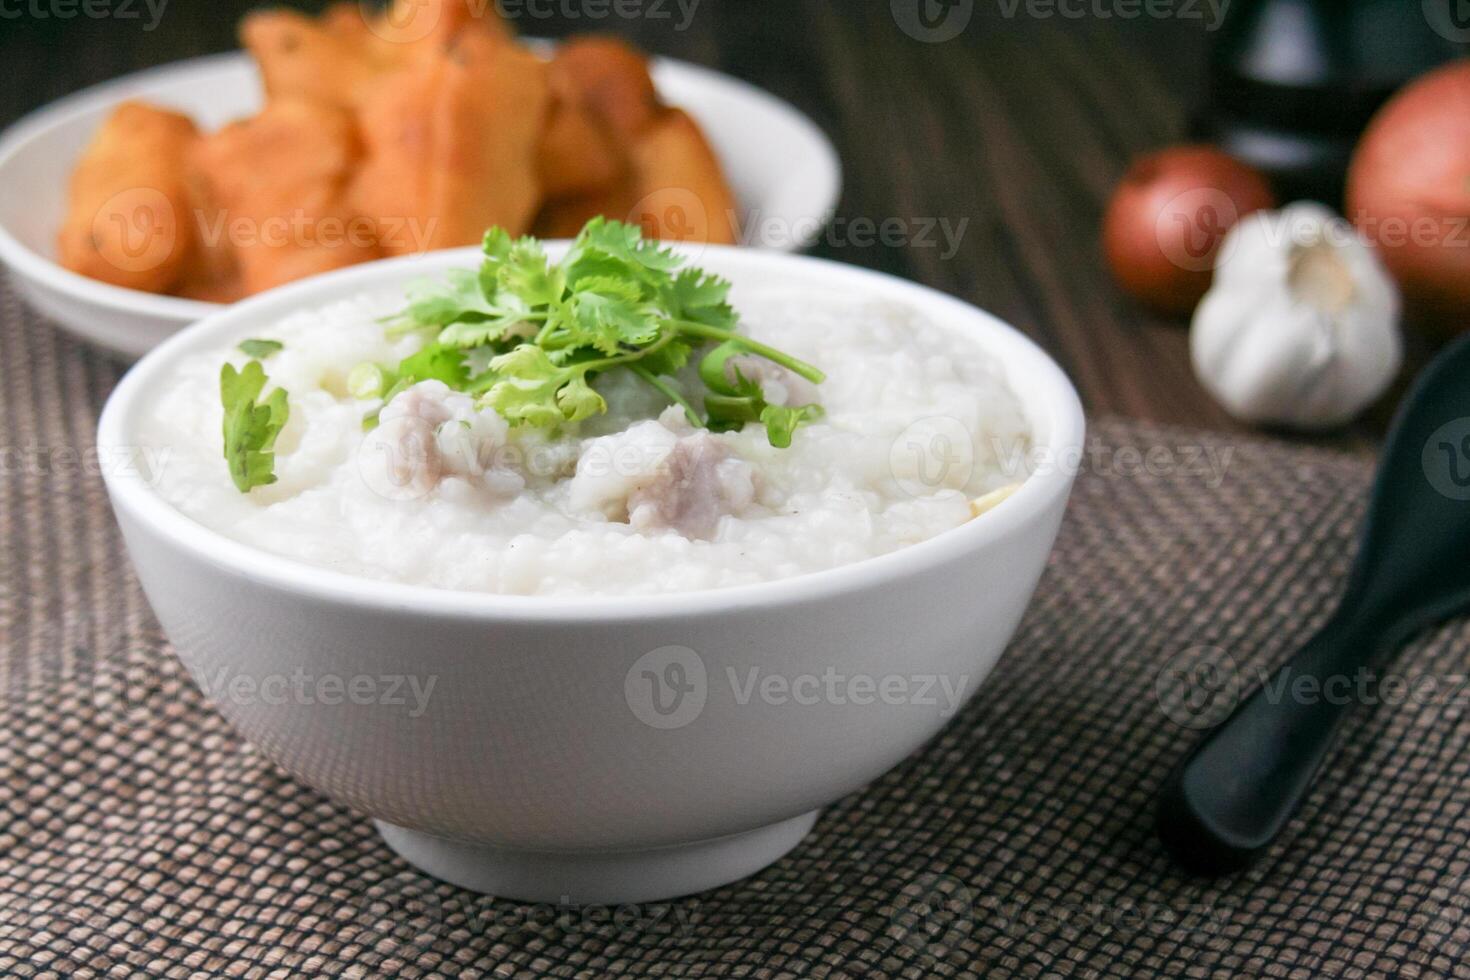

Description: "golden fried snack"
534 181 637 240
551 37 661 140
351 31 551 255
538 59 628 199
241 9 383 109
537 108 738 245
373 0 512 47
174 168 245 303
191 100 380 295
57 101 200 294
320 1 374 39
627 108 739 244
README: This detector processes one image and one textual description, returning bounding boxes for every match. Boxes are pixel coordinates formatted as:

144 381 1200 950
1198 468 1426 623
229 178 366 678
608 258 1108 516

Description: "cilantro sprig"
367 219 824 446
220 360 289 493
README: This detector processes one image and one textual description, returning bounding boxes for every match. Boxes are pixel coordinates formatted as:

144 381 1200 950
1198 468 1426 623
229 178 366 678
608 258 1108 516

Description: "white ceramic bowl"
0 51 841 359
98 246 1083 904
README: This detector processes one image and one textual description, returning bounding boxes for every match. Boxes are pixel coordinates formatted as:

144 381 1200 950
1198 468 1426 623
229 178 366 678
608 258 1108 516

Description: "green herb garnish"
238 338 283 358
220 360 289 492
368 219 824 447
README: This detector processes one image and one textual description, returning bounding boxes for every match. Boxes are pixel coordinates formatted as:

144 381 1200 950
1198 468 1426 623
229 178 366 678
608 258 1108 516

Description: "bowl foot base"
373 810 820 904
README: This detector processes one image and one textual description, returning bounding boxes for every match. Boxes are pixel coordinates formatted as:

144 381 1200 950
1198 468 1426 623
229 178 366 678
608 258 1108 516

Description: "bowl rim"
98 244 1085 622
0 49 842 326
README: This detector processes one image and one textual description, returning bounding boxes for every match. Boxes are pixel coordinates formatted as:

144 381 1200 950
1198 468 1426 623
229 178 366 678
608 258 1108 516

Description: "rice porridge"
138 284 1032 596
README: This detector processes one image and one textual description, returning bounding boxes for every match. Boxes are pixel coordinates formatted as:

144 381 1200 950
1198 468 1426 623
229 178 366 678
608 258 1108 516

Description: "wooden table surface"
0 1 1427 447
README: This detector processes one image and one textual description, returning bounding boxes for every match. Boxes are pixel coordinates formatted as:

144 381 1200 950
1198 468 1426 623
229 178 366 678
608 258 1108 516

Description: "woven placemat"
1 277 1467 980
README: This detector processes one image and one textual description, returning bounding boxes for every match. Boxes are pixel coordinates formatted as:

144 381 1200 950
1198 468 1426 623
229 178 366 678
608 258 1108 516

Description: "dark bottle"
1193 0 1463 207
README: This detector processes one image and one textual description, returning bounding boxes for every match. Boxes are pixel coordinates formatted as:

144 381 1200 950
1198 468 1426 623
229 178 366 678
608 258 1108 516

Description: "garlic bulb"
1190 202 1403 430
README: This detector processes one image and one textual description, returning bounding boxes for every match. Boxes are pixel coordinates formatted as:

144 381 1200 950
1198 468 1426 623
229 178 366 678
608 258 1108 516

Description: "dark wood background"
0 1 1434 446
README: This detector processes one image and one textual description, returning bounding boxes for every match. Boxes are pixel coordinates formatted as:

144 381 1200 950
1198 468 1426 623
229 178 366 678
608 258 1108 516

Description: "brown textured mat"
1 277 1468 980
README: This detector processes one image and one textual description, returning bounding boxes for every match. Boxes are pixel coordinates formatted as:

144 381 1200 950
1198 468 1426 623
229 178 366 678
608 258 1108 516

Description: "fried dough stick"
57 101 200 294
241 9 384 110
352 31 551 254
536 108 740 244
626 108 740 245
192 100 380 296
534 38 738 244
538 57 627 199
359 0 513 55
550 36 660 140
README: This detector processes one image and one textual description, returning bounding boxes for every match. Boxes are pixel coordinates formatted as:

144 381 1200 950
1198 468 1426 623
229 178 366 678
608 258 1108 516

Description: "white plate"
0 50 841 359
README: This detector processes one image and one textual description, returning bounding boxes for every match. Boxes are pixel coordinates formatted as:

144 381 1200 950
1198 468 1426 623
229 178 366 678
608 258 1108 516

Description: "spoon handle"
1156 616 1376 874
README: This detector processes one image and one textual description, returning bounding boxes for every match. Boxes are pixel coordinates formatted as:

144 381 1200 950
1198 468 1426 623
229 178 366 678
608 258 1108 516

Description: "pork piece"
191 100 380 296
570 417 756 540
367 381 524 499
57 102 201 294
351 30 551 254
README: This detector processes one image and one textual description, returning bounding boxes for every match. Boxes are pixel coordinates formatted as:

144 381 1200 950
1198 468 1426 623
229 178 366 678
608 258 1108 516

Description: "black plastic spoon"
1158 333 1470 875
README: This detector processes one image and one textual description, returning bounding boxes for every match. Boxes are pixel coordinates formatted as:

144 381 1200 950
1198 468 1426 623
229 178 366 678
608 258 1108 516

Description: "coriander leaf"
573 217 683 278
556 374 608 423
376 219 824 449
482 345 573 428
665 269 736 330
221 361 290 493
389 269 497 334
637 337 693 377
563 284 661 355
397 343 470 388
499 238 566 308
760 403 824 449
238 338 283 358
482 227 515 264
437 298 532 348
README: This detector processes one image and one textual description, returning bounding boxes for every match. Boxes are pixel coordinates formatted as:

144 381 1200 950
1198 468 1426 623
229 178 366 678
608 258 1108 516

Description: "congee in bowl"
136 220 1033 597
98 226 1082 902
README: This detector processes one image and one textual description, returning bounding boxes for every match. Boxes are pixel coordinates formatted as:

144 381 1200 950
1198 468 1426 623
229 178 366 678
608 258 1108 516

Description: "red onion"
1347 61 1470 335
1103 146 1276 317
